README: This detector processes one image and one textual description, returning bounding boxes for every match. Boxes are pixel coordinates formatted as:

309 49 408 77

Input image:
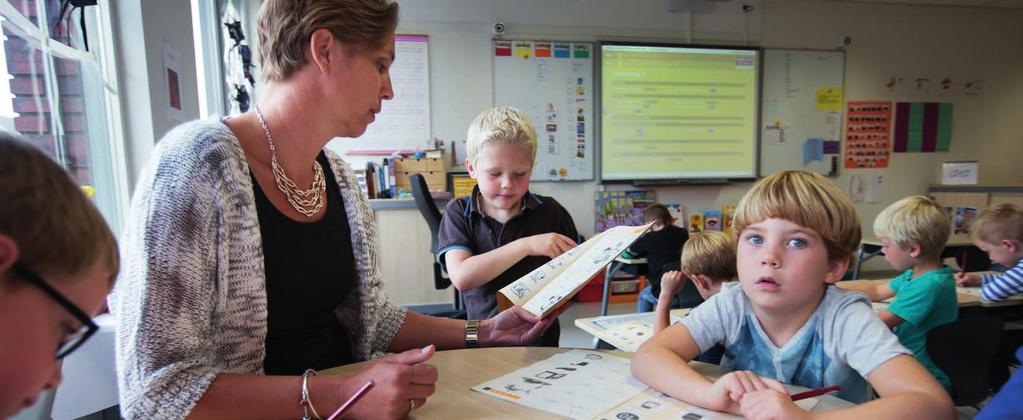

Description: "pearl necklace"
255 105 325 218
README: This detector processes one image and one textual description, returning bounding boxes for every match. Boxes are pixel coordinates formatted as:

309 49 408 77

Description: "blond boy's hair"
681 230 737 283
873 195 950 258
970 203 1023 244
256 0 399 82
466 106 537 164
733 171 861 263
0 133 119 285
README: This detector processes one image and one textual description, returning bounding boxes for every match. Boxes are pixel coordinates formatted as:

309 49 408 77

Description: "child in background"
841 195 958 392
656 230 736 365
0 133 119 418
955 203 1023 300
955 203 1023 391
438 106 579 346
625 204 689 313
631 171 953 419
655 230 736 333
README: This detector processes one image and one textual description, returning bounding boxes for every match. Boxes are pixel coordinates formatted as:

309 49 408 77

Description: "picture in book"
498 224 652 318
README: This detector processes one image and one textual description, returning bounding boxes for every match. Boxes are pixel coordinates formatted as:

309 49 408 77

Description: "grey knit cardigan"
109 120 407 419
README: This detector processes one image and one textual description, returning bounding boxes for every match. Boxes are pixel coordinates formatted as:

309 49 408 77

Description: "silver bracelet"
300 369 322 420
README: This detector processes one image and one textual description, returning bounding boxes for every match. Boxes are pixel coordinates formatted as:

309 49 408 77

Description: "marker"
790 385 840 401
326 380 374 420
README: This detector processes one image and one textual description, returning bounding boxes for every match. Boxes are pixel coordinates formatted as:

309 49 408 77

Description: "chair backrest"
410 173 443 252
927 317 1005 406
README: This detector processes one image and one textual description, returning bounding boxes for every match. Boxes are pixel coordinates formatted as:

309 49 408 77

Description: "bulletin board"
493 40 594 181
760 49 845 176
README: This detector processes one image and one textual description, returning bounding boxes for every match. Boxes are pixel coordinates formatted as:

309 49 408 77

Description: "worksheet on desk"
596 388 819 420
472 350 647 419
593 313 684 352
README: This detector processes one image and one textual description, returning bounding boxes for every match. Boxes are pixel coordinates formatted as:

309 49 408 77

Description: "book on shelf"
497 223 653 318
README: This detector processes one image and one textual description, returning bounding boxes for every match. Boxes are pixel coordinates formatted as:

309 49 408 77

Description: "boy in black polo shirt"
437 106 579 347
624 204 690 313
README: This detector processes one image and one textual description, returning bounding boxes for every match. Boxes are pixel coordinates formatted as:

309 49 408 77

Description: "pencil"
961 252 968 274
790 385 840 401
326 380 374 420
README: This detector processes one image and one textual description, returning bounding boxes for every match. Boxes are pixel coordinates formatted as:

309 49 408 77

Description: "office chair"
410 173 466 318
927 317 1005 407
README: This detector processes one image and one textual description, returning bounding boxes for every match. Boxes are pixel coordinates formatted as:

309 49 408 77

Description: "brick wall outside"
4 0 92 185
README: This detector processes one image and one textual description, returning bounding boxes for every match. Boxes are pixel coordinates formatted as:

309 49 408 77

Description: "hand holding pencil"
737 385 837 420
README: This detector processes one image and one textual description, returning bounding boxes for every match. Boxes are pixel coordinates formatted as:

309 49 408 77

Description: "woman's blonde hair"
465 106 537 164
873 195 950 258
970 203 1023 244
733 171 861 263
681 230 737 283
0 133 118 285
256 0 399 82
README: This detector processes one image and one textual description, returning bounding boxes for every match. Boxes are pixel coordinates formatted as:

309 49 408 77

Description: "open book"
498 223 653 318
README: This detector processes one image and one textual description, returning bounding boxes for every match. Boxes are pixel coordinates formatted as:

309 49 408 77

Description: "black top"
435 186 579 346
627 225 689 296
254 152 356 375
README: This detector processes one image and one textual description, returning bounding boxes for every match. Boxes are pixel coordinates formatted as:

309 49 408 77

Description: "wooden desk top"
323 347 852 419
840 275 1023 308
575 309 690 352
860 235 974 247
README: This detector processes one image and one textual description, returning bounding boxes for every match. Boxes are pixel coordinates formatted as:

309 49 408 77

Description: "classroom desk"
322 347 853 419
851 235 975 279
575 309 690 351
839 276 1023 308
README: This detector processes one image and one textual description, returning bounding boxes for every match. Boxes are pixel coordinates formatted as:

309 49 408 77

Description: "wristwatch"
464 320 480 348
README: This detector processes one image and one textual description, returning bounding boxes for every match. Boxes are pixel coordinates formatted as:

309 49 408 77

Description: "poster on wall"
594 190 655 233
494 40 594 181
893 102 953 153
844 101 891 169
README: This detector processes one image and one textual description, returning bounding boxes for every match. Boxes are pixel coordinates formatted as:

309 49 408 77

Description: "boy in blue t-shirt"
842 195 958 391
632 171 953 418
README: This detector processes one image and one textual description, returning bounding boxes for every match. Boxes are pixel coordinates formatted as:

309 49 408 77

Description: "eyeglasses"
11 262 98 359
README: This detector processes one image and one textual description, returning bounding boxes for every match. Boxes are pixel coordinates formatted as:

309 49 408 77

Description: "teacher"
109 0 556 418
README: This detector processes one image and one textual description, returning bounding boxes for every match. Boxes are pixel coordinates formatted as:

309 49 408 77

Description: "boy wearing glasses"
0 132 119 418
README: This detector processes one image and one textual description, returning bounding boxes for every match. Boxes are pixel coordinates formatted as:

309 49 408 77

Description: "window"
0 0 127 234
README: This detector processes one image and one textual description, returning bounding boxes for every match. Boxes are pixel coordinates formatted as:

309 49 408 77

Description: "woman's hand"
333 345 438 419
479 305 565 346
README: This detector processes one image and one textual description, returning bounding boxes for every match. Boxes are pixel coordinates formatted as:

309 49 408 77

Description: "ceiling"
836 0 1023 8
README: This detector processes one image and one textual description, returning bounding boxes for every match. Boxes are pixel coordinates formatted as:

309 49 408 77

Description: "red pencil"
960 252 968 274
790 385 840 401
326 380 374 420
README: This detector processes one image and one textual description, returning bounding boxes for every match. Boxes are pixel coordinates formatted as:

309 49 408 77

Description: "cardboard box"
393 157 444 173
395 170 446 191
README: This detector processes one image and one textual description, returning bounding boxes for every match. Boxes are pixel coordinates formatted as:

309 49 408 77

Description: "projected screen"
600 43 760 181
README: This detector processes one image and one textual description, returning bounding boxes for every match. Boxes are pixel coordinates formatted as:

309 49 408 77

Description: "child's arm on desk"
445 233 577 290
736 355 953 420
654 271 686 332
839 280 896 302
632 323 786 415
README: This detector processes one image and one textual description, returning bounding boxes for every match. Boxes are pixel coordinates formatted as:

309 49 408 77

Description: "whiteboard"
760 49 845 176
493 40 594 181
327 35 431 162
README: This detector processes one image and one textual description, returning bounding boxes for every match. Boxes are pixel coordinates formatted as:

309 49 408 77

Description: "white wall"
394 0 1023 274
112 0 201 189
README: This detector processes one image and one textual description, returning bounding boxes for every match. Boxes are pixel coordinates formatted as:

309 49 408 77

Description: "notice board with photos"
493 40 594 181
760 49 846 176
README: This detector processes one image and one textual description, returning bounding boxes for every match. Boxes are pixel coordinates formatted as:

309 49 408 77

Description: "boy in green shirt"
842 195 958 391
